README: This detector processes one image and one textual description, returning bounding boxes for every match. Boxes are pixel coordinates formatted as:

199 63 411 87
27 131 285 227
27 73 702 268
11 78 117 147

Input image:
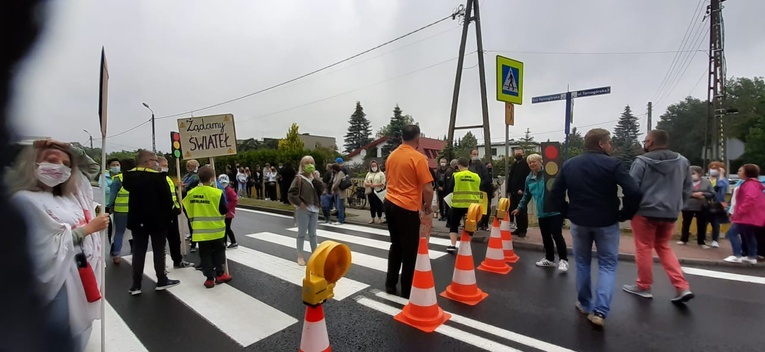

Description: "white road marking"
237 207 294 219
247 232 390 272
84 302 148 352
286 227 446 259
322 222 455 247
682 267 765 285
123 254 297 347
373 290 575 352
226 245 368 300
354 297 521 352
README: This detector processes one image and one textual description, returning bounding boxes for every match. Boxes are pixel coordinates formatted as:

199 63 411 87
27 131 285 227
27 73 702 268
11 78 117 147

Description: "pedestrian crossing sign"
496 55 524 105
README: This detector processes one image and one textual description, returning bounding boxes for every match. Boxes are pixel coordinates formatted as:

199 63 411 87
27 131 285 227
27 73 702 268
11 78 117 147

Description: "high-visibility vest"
451 170 482 209
182 185 225 242
113 173 130 213
165 176 180 209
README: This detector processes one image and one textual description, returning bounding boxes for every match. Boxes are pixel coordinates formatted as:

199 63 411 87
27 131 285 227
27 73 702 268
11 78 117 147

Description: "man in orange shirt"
384 125 435 298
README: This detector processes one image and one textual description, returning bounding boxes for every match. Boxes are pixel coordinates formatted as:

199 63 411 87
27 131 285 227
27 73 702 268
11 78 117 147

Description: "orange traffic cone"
500 212 520 263
478 217 512 274
440 230 488 305
394 237 451 332
300 305 331 352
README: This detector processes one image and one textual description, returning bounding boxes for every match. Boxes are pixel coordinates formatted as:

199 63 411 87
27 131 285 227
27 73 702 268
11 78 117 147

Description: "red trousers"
631 215 690 291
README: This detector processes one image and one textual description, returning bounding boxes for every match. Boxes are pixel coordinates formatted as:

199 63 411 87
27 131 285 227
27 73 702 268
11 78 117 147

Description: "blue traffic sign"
531 93 566 104
574 86 611 98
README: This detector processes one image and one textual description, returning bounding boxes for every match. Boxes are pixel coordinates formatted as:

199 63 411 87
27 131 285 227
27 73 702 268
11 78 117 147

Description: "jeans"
571 222 620 318
321 194 333 221
631 216 689 291
131 230 168 287
538 215 567 261
384 200 420 298
199 239 226 280
112 212 128 256
42 286 74 352
727 223 744 257
710 216 721 242
734 223 760 259
296 208 318 256
334 194 346 223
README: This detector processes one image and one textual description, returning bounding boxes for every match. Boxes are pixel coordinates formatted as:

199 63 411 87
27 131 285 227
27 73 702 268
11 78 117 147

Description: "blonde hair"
299 155 316 174
526 153 543 163
8 146 81 197
186 160 200 168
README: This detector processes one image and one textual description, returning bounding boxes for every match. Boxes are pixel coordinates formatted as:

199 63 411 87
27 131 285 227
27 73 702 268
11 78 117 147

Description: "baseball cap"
218 174 230 184
336 157 343 163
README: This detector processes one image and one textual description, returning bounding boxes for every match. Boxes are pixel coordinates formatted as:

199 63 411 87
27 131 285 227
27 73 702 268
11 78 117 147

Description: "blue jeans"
112 212 129 256
296 208 318 256
571 222 620 318
334 195 346 223
731 223 760 259
321 194 334 220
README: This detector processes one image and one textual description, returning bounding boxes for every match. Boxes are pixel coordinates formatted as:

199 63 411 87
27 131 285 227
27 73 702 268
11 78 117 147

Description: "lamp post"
83 129 94 149
142 102 156 153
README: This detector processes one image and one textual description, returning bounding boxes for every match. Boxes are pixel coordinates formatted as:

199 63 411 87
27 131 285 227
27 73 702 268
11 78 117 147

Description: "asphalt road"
87 207 765 352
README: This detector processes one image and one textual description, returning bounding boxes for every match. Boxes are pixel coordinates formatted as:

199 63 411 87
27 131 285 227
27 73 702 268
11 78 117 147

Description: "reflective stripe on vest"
452 170 482 208
113 173 130 213
166 176 179 209
182 185 225 242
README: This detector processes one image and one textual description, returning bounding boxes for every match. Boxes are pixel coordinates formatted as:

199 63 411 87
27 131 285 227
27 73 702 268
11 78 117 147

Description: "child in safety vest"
182 166 232 288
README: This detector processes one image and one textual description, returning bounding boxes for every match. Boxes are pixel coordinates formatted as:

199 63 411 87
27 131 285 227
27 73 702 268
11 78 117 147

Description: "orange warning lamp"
497 198 510 219
302 241 352 306
465 203 484 233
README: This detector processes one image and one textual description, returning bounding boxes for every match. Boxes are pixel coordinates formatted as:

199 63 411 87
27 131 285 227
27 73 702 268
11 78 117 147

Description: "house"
475 140 540 159
347 136 446 169
298 133 337 151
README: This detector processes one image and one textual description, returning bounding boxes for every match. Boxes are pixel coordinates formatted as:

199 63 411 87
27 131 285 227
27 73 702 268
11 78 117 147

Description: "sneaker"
558 260 569 273
711 241 719 248
173 260 194 268
128 286 142 296
723 255 742 263
622 284 653 299
385 286 396 294
155 278 181 291
369 219 375 224
536 258 556 268
204 279 215 288
741 257 758 265
588 312 605 327
575 301 589 315
671 290 695 304
227 243 239 249
699 244 711 249
446 245 457 253
676 241 687 245
215 273 233 284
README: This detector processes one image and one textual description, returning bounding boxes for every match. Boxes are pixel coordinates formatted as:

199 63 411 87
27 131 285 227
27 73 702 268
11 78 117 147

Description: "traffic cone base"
500 214 520 263
440 231 488 305
478 219 512 274
394 237 451 332
300 305 331 352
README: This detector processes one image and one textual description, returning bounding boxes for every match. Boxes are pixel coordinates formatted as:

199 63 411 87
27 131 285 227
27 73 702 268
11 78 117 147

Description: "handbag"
339 176 352 191
75 246 101 303
375 186 387 202
704 198 726 219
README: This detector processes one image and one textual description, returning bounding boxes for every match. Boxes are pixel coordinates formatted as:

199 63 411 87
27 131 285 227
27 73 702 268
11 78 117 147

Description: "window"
491 148 497 156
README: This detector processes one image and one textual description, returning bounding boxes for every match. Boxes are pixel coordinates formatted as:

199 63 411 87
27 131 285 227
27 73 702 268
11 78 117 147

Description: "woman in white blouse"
364 160 386 224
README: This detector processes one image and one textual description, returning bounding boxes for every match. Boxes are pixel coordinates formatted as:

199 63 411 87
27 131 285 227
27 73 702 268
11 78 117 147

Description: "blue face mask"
110 166 120 174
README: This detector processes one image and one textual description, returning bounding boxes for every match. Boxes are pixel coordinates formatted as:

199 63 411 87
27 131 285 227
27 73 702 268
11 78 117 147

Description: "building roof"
347 136 389 158
347 136 446 169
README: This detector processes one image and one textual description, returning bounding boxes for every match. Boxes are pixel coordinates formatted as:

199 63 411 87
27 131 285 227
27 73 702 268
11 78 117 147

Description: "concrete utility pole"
446 0 492 161
646 102 652 134
703 0 726 167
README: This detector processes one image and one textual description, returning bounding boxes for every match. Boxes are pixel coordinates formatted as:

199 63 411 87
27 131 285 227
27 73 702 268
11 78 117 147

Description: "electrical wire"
654 21 708 107
485 49 706 56
106 118 152 138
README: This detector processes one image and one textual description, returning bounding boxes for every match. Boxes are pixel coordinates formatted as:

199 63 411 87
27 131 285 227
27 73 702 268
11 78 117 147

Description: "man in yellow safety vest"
183 166 232 288
106 158 135 264
158 156 194 269
446 157 482 253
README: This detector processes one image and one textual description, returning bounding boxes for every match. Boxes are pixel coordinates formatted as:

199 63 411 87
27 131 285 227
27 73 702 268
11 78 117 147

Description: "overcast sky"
10 0 765 153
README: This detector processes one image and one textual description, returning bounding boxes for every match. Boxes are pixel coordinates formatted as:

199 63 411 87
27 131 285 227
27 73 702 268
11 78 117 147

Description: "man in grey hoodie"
622 129 694 304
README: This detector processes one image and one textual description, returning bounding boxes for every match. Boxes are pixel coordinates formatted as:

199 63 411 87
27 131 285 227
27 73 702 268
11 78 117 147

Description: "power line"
485 49 706 56
654 19 709 107
106 118 152 138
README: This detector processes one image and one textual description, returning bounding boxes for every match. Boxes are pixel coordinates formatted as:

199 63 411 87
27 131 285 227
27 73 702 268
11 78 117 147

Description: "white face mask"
371 167 378 172
692 174 700 181
160 167 169 173
709 169 719 177
36 162 72 187
471 156 479 161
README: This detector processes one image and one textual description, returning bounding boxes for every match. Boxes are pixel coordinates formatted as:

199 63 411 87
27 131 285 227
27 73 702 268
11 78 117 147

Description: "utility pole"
83 129 94 149
446 0 493 161
703 0 726 167
646 102 652 134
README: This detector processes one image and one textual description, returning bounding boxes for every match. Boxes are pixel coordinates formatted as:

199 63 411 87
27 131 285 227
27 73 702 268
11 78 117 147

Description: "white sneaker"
676 241 687 245
741 257 758 265
535 258 556 268
723 255 742 263
711 241 720 248
558 259 569 273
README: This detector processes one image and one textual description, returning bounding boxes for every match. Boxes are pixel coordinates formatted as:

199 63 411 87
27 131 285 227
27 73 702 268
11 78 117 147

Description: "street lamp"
142 102 156 153
83 129 94 149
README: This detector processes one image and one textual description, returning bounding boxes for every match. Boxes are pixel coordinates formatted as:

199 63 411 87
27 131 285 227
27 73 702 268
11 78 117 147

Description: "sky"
10 0 765 154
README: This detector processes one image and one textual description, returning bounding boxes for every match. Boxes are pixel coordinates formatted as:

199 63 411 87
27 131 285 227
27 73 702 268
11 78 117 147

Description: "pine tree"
519 128 536 155
567 127 585 158
612 105 642 162
278 123 305 152
343 101 373 154
455 132 478 157
381 105 414 157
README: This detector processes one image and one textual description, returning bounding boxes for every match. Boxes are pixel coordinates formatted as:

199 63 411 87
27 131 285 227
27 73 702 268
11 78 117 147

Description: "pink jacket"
225 186 238 219
732 179 765 227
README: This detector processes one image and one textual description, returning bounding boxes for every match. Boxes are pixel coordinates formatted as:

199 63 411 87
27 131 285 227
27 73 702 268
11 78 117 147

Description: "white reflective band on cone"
502 239 512 250
458 241 472 256
414 253 431 272
487 247 505 260
452 268 477 285
300 320 329 352
500 220 510 231
409 286 438 307
490 226 501 237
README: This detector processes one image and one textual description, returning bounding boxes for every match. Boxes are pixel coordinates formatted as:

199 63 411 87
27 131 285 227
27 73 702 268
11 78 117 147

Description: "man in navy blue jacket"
550 128 642 328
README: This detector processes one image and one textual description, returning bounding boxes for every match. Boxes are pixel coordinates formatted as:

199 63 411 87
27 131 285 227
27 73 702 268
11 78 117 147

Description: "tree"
278 123 304 152
237 138 262 152
612 105 642 163
381 105 415 157
519 128 537 155
454 132 478 157
724 77 765 169
656 97 707 166
567 127 585 158
343 101 373 154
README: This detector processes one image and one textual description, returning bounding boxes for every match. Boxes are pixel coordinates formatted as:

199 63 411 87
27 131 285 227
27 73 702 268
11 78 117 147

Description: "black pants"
225 218 237 244
368 193 383 218
267 182 277 200
246 183 253 198
255 183 263 199
132 229 168 286
384 200 420 298
510 192 528 235
437 190 447 219
167 214 183 265
538 215 567 261
680 210 707 245
449 207 468 233
199 239 226 280
280 182 290 204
